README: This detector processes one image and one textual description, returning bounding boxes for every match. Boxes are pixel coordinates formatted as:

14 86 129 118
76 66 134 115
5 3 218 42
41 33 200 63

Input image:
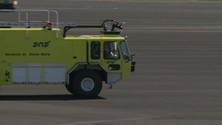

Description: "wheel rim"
81 78 95 91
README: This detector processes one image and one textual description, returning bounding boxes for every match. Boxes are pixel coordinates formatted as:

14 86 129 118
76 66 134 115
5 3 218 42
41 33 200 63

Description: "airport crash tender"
0 9 136 98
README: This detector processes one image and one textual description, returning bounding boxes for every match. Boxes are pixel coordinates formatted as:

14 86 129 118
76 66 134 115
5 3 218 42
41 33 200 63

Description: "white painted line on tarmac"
57 117 149 125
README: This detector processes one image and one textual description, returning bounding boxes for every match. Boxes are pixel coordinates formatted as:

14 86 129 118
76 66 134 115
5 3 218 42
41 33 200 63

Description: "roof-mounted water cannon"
62 19 125 37
111 20 125 31
100 19 125 31
99 19 125 36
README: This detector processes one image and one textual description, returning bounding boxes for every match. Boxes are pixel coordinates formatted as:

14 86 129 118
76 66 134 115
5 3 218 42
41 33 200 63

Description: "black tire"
69 70 102 99
65 84 75 94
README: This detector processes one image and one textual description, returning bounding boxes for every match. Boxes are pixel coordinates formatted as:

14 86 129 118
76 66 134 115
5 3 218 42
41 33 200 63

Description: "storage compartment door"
44 68 66 83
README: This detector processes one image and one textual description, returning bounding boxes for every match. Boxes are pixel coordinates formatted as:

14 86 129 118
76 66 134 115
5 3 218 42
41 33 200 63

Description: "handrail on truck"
0 9 59 39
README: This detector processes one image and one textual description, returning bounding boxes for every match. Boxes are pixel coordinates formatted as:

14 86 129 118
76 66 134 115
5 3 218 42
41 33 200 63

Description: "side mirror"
131 54 135 61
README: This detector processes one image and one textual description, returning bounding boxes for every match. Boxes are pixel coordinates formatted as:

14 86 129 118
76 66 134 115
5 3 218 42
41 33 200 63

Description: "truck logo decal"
107 61 115 64
33 41 51 47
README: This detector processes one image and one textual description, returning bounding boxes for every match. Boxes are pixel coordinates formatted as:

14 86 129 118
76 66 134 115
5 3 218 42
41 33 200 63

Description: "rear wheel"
67 70 102 99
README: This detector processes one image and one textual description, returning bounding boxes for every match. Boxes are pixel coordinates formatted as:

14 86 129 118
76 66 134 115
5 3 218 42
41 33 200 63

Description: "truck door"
101 41 122 84
88 40 122 84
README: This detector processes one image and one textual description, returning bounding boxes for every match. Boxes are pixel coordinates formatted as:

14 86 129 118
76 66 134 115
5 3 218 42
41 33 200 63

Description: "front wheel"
68 70 102 99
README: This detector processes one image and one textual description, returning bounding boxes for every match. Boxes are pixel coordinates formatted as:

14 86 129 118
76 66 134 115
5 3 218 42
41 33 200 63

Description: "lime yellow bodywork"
0 28 132 85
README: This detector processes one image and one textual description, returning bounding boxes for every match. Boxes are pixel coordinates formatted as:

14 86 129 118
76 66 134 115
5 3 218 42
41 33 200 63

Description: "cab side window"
91 41 100 59
104 41 120 59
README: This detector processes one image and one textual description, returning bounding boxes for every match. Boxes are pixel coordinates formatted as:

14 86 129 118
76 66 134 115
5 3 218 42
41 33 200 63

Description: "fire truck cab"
0 9 136 98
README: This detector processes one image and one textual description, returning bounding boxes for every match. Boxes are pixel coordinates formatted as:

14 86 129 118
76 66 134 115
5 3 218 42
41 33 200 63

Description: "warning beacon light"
46 22 53 30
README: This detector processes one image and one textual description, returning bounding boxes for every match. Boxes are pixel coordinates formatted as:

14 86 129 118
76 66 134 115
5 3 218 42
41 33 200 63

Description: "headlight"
13 1 18 5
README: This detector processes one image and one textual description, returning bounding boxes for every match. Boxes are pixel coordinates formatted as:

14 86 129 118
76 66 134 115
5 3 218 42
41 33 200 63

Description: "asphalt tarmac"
1 0 222 125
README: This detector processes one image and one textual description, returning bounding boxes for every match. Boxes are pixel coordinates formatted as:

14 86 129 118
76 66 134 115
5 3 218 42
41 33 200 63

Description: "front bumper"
131 61 136 72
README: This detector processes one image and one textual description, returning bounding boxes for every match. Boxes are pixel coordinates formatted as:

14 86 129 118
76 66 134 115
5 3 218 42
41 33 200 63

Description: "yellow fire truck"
0 9 136 98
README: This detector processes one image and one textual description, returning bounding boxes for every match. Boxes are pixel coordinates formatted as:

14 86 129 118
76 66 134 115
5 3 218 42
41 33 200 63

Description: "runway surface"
1 0 222 125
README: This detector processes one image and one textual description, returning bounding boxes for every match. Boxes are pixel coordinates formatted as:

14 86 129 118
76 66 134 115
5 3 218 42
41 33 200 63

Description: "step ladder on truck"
0 9 136 98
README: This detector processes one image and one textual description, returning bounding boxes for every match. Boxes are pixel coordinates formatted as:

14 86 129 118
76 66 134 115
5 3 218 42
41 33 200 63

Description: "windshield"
119 41 129 59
